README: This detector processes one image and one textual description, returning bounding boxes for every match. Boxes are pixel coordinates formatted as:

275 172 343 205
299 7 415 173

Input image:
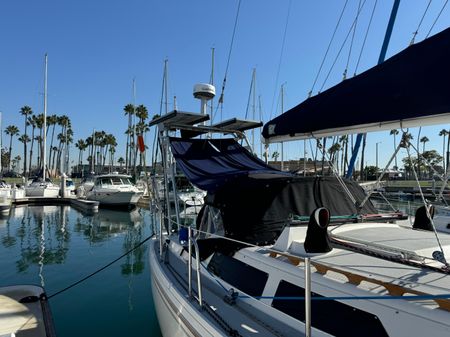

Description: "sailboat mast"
280 84 284 171
252 68 256 152
43 53 48 181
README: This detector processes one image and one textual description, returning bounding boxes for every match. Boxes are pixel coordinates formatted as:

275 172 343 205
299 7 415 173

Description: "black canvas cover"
262 27 450 141
170 137 291 193
206 176 377 245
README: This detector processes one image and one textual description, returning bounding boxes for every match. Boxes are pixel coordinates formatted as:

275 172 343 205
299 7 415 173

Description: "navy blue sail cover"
262 27 450 141
169 137 291 192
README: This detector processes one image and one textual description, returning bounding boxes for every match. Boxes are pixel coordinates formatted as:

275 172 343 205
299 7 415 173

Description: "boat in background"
24 54 60 198
85 173 142 208
25 178 60 198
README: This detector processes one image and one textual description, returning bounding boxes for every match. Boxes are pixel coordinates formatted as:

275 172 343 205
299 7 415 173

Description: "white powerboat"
86 174 142 208
148 27 450 337
25 178 60 198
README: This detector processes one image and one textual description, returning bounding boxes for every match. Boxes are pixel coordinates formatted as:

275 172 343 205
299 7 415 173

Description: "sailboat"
148 27 450 337
25 54 60 198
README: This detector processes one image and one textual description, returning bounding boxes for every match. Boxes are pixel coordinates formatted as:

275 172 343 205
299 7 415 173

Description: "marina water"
0 205 162 336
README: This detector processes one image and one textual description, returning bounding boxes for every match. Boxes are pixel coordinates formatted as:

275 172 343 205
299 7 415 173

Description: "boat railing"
188 226 203 307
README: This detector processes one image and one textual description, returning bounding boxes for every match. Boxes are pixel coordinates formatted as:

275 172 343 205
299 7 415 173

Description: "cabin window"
272 280 388 337
111 177 123 185
207 252 268 297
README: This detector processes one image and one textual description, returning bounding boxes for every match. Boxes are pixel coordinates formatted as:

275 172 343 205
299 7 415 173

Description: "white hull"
87 190 142 206
25 184 60 197
149 239 226 337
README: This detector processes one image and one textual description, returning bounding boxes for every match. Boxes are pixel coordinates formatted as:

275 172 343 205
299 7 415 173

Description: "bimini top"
169 137 292 193
262 27 450 143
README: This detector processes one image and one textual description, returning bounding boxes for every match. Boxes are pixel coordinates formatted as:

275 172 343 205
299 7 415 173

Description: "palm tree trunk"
360 134 367 180
23 121 28 176
8 135 13 170
28 127 35 173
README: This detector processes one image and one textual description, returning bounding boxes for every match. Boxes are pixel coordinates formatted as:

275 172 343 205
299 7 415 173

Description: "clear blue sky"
1 0 449 170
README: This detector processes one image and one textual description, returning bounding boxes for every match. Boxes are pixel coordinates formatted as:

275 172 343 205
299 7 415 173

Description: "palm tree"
420 136 429 154
272 151 280 162
118 157 125 169
20 105 33 175
420 136 429 179
339 135 348 176
4 125 19 170
439 129 449 174
328 143 341 174
18 134 30 172
390 129 399 168
123 104 135 173
34 114 44 169
27 115 37 173
75 139 87 174
359 134 367 180
47 114 58 169
135 104 149 169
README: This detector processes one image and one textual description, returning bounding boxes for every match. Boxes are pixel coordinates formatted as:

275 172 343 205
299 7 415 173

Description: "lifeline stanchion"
305 257 312 337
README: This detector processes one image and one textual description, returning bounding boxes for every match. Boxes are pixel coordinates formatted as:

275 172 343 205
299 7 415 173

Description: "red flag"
137 135 145 153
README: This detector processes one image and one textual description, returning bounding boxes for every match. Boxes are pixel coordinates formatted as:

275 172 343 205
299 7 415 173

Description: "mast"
280 84 284 171
210 48 215 125
251 68 256 151
346 0 401 179
43 54 48 181
164 60 168 114
0 112 2 174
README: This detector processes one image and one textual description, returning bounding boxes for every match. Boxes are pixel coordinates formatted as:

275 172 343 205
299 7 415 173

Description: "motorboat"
148 27 450 337
86 173 142 208
0 284 56 337
25 178 60 198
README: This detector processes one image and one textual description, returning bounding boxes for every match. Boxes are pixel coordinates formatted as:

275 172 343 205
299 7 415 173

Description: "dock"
13 197 99 214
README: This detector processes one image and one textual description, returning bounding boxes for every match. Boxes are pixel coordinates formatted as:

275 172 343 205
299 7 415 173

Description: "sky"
1 0 450 171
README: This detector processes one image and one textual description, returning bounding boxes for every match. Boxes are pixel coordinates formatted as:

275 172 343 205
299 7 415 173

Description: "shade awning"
169 137 291 192
262 27 450 143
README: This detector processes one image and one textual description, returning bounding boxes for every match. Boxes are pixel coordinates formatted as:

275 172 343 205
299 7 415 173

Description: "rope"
354 0 378 76
410 0 433 45
269 0 292 119
425 0 449 38
309 0 349 97
47 235 152 299
319 0 367 93
212 0 242 123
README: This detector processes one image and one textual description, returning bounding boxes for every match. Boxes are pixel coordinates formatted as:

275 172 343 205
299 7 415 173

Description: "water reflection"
0 204 161 337
10 206 71 274
1 206 147 278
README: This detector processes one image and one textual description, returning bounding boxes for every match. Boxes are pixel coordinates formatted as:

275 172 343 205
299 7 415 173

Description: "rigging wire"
354 0 378 76
319 0 367 93
212 0 242 123
405 141 449 267
410 0 433 45
269 0 292 120
343 0 362 80
309 0 349 97
425 0 449 38
244 69 256 120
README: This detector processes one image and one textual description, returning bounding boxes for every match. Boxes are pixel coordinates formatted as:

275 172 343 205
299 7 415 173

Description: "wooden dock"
13 196 99 214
